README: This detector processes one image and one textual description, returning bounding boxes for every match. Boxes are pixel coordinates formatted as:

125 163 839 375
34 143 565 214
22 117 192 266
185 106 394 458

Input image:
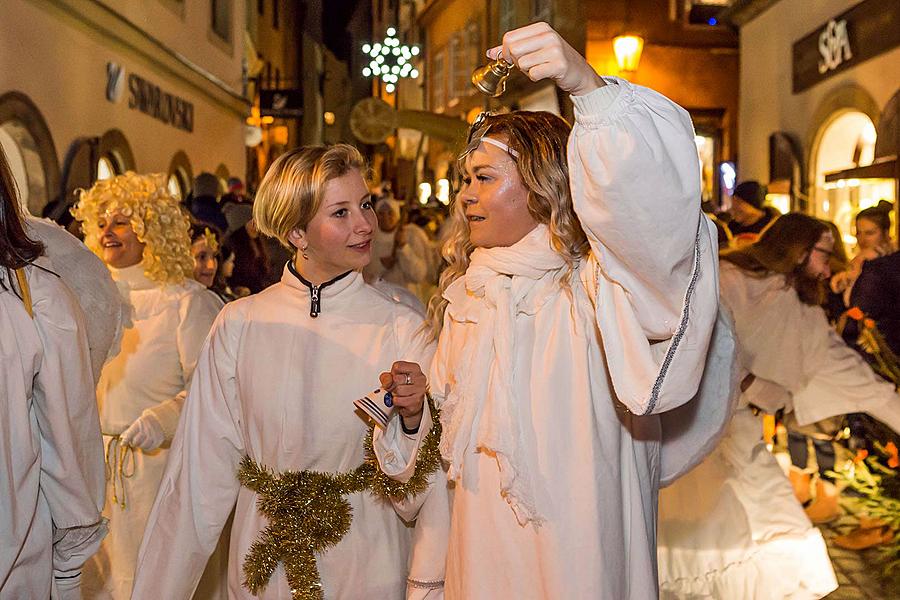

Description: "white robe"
1 265 106 598
430 79 720 599
365 224 438 304
83 265 222 599
657 261 900 598
132 268 437 599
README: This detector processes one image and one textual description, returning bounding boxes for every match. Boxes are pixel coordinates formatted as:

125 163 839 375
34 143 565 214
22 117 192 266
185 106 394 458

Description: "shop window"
466 19 482 95
211 0 232 43
694 133 716 206
97 156 116 181
0 127 36 211
98 129 135 178
690 109 725 210
814 111 891 248
0 92 59 217
430 49 446 112
168 151 194 203
449 34 467 103
168 171 187 201
684 0 729 27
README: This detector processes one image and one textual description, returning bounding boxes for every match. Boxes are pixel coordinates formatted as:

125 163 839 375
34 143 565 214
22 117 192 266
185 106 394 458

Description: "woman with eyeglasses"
658 213 900 599
131 144 444 599
418 22 723 598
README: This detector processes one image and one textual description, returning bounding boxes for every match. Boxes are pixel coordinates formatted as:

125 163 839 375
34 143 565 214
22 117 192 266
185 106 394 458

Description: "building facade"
727 0 899 244
368 0 739 206
0 0 250 217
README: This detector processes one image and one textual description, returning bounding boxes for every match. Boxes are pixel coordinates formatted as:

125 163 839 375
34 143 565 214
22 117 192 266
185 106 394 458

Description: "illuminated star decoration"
361 27 420 94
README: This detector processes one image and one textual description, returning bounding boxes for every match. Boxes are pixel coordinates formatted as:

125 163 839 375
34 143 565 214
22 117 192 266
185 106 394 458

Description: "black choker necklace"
287 261 352 318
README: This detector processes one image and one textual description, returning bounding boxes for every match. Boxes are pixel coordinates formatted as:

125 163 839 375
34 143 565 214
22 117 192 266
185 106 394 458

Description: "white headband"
479 137 520 158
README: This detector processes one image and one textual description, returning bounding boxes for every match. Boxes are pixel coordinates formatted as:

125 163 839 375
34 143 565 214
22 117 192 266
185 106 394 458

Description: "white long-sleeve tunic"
131 267 436 599
430 79 720 599
83 265 221 599
1 264 106 598
365 224 438 305
717 262 900 429
656 262 898 598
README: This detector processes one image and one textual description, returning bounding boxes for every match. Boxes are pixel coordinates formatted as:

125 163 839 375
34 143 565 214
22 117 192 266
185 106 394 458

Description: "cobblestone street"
820 521 895 599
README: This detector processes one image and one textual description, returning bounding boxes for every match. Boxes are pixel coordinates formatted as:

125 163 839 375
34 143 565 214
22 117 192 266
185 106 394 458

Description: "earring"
301 245 309 260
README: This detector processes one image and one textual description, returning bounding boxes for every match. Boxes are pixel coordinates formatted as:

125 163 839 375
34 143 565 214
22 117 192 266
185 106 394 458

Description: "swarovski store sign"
792 0 900 94
106 62 194 132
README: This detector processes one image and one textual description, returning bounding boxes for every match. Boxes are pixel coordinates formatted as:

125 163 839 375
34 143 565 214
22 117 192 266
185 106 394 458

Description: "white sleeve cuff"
571 78 624 121
373 401 433 483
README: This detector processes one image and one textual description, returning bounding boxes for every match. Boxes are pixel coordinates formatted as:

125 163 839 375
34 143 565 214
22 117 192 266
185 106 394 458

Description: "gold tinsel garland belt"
104 434 135 509
238 406 442 600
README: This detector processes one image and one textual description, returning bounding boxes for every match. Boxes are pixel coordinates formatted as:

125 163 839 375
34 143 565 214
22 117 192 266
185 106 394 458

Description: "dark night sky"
322 0 367 62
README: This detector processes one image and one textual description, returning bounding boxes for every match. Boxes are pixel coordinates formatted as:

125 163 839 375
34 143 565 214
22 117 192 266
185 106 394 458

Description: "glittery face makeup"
459 137 538 249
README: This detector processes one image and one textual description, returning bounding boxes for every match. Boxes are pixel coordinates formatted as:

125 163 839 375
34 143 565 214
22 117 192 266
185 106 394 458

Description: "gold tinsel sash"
237 407 442 600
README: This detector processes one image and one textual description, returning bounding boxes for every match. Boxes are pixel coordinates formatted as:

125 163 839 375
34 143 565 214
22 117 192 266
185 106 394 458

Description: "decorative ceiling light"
361 27 421 94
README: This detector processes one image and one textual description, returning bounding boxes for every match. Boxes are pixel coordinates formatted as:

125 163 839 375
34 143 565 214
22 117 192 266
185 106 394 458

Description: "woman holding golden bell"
417 21 724 599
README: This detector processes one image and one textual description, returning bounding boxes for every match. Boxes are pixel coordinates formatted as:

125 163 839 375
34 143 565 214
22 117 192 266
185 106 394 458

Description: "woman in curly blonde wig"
412 22 724 598
74 172 223 599
73 172 194 284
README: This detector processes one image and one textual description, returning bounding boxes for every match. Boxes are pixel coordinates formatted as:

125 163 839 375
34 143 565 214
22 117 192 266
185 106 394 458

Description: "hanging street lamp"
612 34 644 73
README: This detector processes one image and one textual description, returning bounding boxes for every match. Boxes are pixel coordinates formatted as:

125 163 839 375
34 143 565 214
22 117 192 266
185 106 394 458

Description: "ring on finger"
405 373 412 385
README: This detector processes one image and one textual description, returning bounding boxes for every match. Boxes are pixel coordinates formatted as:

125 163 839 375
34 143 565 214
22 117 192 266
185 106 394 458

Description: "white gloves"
121 411 166 451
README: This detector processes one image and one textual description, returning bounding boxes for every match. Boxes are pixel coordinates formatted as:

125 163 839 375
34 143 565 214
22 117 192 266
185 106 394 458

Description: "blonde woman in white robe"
423 23 721 599
132 144 444 599
658 213 900 599
0 151 106 599
72 173 223 599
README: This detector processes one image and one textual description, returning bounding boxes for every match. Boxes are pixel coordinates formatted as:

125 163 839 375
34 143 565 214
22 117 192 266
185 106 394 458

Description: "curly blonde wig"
426 111 590 339
72 172 194 285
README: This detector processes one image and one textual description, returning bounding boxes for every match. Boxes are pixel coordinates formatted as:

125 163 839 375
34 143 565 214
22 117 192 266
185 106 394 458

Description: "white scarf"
440 225 566 525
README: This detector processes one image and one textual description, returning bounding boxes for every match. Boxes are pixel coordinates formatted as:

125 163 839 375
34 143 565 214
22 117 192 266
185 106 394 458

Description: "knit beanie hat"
733 181 767 209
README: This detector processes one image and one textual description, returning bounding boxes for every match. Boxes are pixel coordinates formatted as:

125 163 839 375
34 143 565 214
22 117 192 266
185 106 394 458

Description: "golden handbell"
471 57 513 97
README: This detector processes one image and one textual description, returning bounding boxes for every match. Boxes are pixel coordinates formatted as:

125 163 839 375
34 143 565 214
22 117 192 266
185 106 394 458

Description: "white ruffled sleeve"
569 78 719 415
139 287 222 442
132 301 245 597
790 323 900 431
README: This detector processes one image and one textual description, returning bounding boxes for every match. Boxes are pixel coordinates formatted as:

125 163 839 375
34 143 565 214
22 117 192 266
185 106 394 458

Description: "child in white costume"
423 23 721 599
659 214 900 599
0 150 106 599
73 173 224 599
132 144 444 598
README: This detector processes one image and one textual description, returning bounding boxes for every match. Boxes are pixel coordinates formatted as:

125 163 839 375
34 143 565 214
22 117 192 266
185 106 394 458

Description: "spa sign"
106 62 194 132
792 0 900 94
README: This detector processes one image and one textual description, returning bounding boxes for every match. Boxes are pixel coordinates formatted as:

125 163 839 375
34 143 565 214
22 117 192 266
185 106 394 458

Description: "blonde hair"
72 172 194 285
254 144 367 250
426 111 590 339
